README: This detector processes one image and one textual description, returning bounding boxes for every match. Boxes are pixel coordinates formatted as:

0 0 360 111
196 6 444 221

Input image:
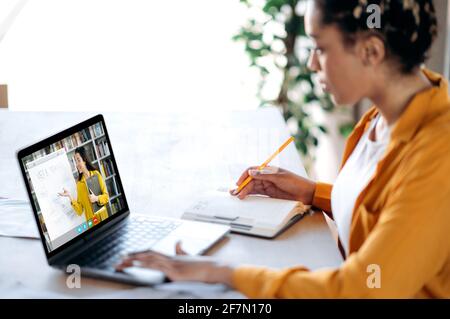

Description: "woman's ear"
358 35 386 67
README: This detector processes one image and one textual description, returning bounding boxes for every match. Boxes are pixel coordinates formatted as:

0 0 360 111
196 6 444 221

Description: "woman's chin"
329 94 341 105
329 94 354 106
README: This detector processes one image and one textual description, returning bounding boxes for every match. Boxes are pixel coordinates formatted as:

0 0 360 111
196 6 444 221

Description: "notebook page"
186 190 300 226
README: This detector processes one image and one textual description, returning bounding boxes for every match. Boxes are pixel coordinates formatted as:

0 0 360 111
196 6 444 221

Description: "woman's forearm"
208 264 235 287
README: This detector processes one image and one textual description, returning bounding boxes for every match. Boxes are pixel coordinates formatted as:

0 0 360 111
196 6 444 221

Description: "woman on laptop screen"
59 147 109 223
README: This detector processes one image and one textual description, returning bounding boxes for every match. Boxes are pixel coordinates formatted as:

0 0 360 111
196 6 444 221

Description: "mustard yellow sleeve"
71 183 84 216
232 137 450 298
312 182 333 217
95 170 109 205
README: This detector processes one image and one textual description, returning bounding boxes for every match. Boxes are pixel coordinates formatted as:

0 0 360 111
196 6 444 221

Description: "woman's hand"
115 242 235 286
89 194 99 203
230 166 316 204
58 188 72 201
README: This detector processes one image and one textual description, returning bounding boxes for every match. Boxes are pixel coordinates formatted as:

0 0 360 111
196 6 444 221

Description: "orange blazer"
232 69 450 298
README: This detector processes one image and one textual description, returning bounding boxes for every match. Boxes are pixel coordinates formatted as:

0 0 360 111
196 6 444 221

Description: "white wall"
0 0 260 112
427 0 450 79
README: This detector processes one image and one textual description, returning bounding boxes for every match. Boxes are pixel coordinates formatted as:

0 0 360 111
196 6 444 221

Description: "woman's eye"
307 46 324 55
314 47 324 54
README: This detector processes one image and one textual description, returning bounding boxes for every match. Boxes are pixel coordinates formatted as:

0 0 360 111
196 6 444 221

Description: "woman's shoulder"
91 170 102 176
402 116 450 173
90 170 105 180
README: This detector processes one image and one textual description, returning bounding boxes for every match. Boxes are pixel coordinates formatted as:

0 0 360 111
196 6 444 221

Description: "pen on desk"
234 136 295 194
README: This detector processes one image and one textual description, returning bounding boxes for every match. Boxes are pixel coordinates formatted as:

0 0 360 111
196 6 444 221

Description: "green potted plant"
233 0 354 170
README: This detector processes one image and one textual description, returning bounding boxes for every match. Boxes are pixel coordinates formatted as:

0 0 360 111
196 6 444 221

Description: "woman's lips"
319 81 330 92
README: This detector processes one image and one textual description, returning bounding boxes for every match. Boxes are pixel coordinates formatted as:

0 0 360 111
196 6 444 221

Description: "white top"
331 114 391 256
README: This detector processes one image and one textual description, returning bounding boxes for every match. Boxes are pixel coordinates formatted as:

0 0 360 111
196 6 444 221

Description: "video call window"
21 122 124 252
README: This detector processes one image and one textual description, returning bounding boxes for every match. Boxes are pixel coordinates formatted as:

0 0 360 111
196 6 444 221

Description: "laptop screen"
19 117 127 253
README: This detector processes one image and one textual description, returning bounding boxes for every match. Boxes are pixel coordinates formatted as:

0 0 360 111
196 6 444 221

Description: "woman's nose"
307 50 320 72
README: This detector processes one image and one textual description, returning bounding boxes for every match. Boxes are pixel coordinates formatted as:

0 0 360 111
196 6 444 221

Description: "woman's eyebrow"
305 31 320 41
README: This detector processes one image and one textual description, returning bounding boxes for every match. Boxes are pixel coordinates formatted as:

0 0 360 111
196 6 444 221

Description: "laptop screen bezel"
17 114 130 260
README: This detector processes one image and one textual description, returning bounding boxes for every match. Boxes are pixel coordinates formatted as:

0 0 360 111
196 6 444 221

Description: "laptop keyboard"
72 216 182 271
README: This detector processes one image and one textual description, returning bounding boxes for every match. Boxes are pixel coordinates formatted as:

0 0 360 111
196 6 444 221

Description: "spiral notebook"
182 189 309 238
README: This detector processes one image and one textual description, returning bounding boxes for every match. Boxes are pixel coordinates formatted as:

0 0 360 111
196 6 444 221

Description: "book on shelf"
71 135 77 147
100 162 106 178
63 136 73 150
96 140 110 158
97 143 103 157
103 141 109 155
106 179 117 197
68 131 90 149
93 123 104 138
69 155 76 173
81 128 90 142
102 159 114 177
111 199 121 214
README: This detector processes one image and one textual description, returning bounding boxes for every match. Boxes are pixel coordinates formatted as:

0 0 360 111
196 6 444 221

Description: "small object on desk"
182 188 309 238
0 198 40 239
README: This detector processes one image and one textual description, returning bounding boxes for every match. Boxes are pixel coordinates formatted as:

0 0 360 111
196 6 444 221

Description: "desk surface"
0 108 343 298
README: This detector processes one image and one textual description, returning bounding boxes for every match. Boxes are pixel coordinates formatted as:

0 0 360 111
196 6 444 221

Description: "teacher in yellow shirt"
59 146 109 222
116 0 450 298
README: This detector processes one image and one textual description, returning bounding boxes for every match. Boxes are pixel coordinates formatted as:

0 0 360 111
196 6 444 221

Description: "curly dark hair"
313 0 438 73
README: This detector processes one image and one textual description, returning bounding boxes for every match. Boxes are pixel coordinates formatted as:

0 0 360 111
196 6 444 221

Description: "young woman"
116 0 450 298
59 147 109 222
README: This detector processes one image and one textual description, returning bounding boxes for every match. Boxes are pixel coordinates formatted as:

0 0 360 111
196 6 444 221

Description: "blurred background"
0 0 449 181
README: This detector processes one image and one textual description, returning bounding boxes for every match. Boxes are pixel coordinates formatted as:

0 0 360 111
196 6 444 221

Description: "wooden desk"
0 108 343 297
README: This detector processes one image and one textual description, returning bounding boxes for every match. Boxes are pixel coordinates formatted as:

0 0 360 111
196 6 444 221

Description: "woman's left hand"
89 194 99 203
115 242 235 286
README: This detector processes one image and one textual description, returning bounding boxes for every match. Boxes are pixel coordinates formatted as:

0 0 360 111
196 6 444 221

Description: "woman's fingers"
115 258 134 271
236 166 259 186
236 180 256 199
116 251 165 270
127 249 167 259
115 251 218 283
137 259 174 273
135 259 190 282
233 179 275 199
231 166 279 195
251 181 268 195
175 241 188 255
116 256 175 278
249 166 280 180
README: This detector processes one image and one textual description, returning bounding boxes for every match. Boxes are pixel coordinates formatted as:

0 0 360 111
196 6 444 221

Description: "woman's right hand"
230 166 316 205
58 188 71 200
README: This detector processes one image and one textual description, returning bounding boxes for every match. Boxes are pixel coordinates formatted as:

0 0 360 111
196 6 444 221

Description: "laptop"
17 114 230 286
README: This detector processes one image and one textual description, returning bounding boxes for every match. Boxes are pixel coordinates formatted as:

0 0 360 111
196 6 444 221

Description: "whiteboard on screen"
27 148 86 241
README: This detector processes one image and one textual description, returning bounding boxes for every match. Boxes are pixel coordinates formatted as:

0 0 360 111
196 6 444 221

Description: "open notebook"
182 189 309 238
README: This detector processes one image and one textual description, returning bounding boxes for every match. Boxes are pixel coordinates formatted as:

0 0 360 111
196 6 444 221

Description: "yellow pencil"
235 136 295 193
